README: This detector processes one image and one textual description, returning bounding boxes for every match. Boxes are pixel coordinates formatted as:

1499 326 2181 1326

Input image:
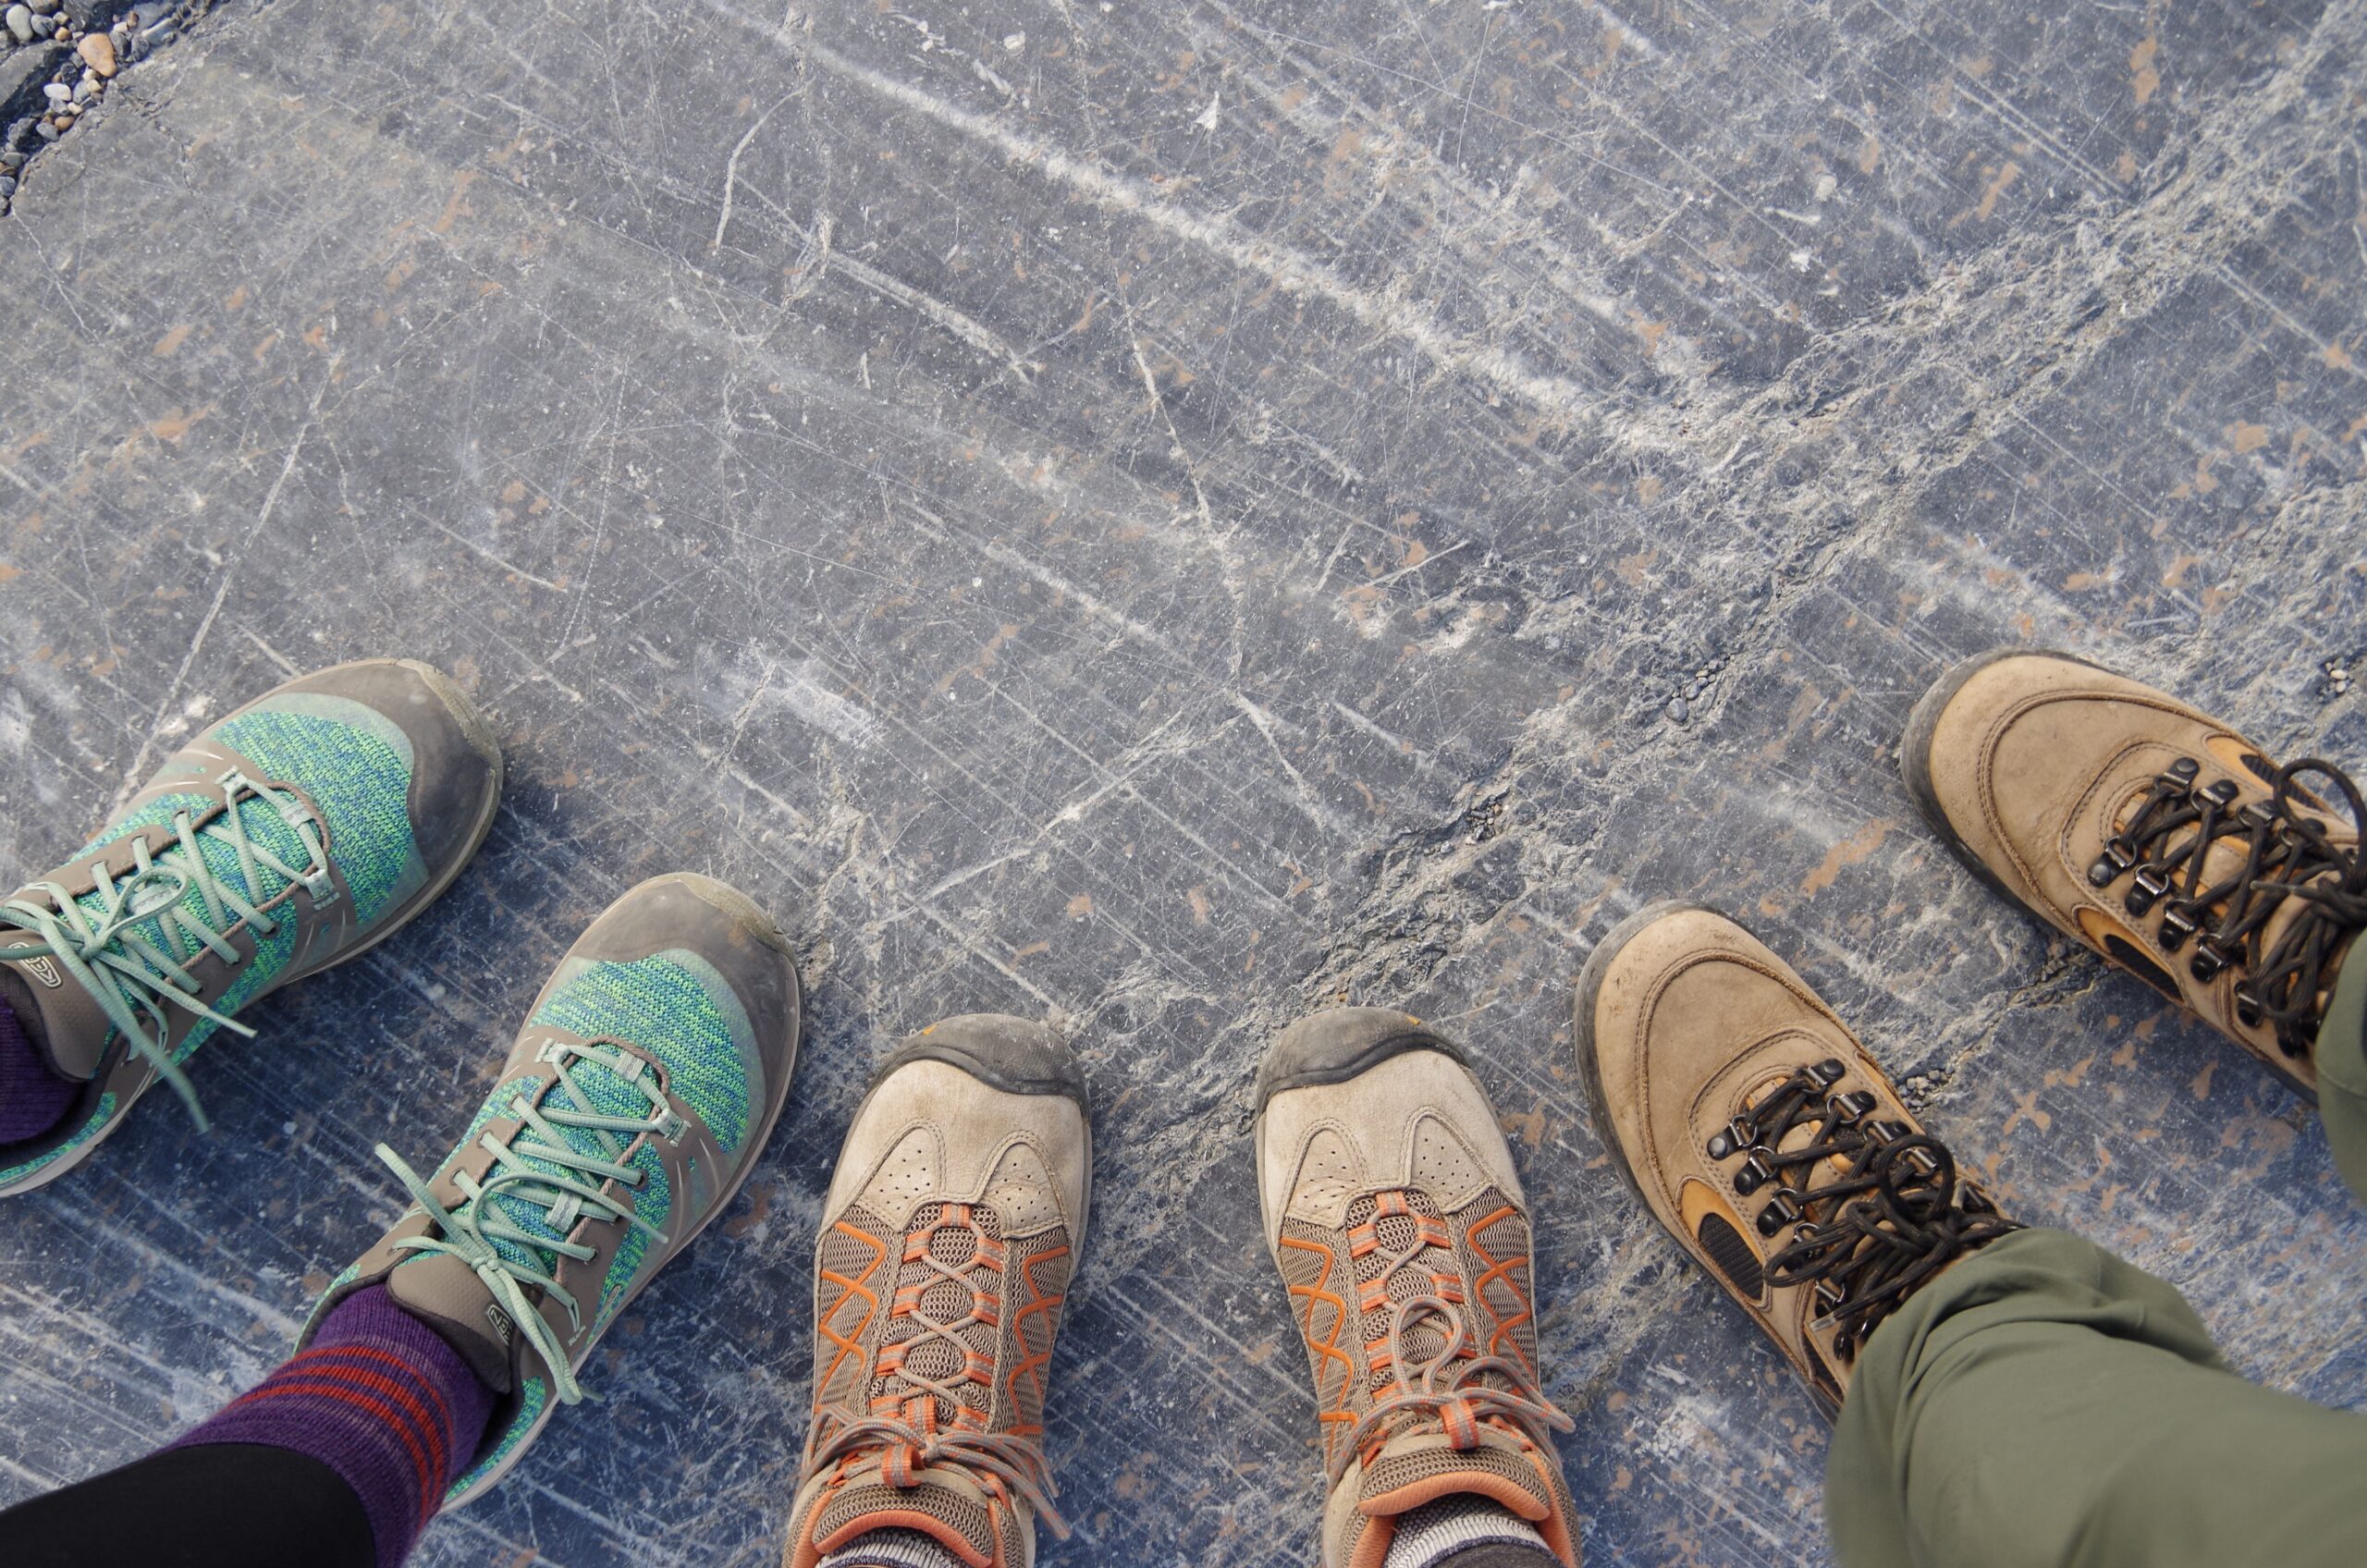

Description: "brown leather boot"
1905 650 2366 1097
1575 905 2017 1415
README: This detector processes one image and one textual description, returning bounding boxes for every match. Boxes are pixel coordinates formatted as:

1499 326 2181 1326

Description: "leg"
1830 1227 2367 1568
0 1284 489 1568
2317 941 2367 1205
1576 904 2367 1568
0 1445 374 1568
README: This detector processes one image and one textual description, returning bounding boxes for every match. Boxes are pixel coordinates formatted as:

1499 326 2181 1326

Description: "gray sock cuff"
1381 1495 1556 1568
817 1527 968 1568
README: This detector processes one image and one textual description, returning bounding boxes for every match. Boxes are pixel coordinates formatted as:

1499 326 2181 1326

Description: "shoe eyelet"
2125 868 2170 916
1756 1191 1804 1236
1828 1089 1878 1120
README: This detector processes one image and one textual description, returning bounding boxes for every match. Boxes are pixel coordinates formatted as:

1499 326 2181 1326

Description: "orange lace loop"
809 1418 1069 1539
1331 1191 1573 1487
1332 1292 1573 1484
810 1199 1071 1537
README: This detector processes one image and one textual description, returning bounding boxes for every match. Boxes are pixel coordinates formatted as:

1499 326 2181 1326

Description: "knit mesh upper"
532 956 753 1152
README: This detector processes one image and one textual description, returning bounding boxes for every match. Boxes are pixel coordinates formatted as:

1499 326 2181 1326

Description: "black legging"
0 1443 374 1567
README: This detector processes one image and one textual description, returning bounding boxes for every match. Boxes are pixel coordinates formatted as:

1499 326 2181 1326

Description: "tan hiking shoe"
1905 650 2367 1097
783 1015 1090 1568
1254 1008 1579 1568
1575 905 2017 1415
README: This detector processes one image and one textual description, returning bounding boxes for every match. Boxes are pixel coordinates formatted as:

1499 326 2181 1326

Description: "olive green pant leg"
2316 938 2367 1207
1823 1227 2367 1568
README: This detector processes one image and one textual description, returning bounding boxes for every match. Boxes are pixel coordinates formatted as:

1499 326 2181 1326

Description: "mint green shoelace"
374 1040 674 1403
0 770 333 1130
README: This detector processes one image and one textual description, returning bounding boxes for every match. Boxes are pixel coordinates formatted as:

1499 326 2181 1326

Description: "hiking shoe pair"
1580 650 2363 1410
0 659 805 1502
784 1007 1581 1568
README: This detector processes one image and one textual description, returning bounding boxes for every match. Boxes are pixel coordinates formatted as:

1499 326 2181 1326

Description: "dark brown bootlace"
1707 1061 2018 1361
2088 756 2367 1059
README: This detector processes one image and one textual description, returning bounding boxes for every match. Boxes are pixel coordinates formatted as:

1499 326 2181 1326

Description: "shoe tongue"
1355 1429 1554 1525
813 1464 1003 1568
386 1254 519 1394
0 795 310 1083
0 942 117 1082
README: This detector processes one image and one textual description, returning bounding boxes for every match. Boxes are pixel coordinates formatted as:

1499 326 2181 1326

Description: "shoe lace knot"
1709 1060 2018 1361
2088 755 2366 1058
807 1200 1068 1537
0 768 334 1129
374 1038 676 1405
1331 1192 1573 1486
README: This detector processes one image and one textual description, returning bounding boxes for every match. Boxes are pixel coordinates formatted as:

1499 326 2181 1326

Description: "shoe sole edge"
1570 900 1720 1214
1898 646 2102 914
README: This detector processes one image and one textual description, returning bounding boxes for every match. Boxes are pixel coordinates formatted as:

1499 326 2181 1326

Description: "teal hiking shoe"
0 658 503 1196
307 873 803 1504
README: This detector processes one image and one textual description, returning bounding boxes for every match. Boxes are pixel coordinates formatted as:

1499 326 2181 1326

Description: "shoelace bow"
375 1040 672 1405
1710 1060 2017 1359
807 1202 1068 1538
806 1419 1066 1539
0 769 334 1130
2090 755 2367 1058
1329 1199 1573 1488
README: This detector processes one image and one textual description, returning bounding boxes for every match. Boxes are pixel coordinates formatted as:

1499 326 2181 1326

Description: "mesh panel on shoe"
531 956 752 1151
211 705 419 926
803 1189 1068 1562
814 1205 897 1434
999 1231 1072 1435
871 1201 1007 1424
62 787 321 1059
1278 1213 1362 1466
473 1056 676 1288
1446 1189 1539 1377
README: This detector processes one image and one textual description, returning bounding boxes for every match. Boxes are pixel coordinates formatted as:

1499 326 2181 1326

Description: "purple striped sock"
0 993 78 1145
170 1284 497 1568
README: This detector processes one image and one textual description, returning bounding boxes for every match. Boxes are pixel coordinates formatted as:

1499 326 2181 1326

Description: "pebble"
75 28 110 74
28 0 57 13
6 6 31 43
33 116 57 139
0 149 22 167
1665 696 1690 723
41 81 68 102
0 175 14 200
70 73 95 102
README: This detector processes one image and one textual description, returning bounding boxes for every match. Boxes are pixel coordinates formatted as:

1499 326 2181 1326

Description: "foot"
1575 905 2017 1415
304 873 803 1504
783 1015 1090 1568
0 658 503 1194
1254 1008 1578 1568
1905 649 2365 1097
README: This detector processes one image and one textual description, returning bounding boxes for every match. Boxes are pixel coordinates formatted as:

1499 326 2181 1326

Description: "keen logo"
18 955 63 989
484 1305 515 1348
